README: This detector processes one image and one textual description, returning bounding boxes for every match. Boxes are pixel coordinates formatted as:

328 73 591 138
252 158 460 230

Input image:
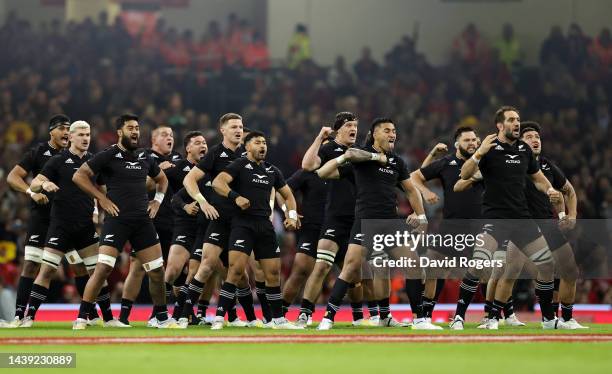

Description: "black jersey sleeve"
419 158 445 181
224 158 246 179
526 147 539 175
397 156 411 182
171 189 190 211
272 166 287 189
196 149 215 173
39 154 62 182
318 144 335 165
17 147 36 172
549 161 567 189
287 169 305 192
87 148 114 175
147 155 162 178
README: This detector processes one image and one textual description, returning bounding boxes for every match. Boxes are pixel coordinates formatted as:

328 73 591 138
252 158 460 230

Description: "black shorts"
45 221 98 253
100 216 160 252
481 218 541 249
537 219 568 251
319 216 352 263
157 226 173 261
190 225 206 262
296 227 322 259
204 216 232 250
25 212 50 248
171 221 198 253
228 216 279 260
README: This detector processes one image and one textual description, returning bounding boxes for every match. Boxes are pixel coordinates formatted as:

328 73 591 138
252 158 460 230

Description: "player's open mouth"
166 141 172 147
349 131 356 138
61 136 69 142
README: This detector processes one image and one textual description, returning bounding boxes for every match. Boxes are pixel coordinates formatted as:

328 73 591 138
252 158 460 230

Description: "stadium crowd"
0 13 610 317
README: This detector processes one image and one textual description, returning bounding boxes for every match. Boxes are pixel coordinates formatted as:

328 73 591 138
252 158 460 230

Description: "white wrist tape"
142 257 164 272
195 193 206 205
154 192 165 203
558 212 566 219
417 214 427 222
288 210 298 220
371 153 381 161
26 188 36 197
93 206 99 215
335 155 346 165
281 204 287 212
471 155 481 165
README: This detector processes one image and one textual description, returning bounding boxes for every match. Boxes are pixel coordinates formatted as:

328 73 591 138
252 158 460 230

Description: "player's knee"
22 258 41 277
147 267 165 283
226 266 244 283
264 268 280 285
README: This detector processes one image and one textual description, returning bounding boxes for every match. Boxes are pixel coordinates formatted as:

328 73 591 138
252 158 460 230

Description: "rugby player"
449 107 565 330
71 114 178 329
209 131 302 329
315 118 440 330
22 121 124 327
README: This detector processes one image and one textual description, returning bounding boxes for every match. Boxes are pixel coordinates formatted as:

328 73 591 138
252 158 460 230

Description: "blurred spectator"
287 23 311 69
243 31 270 70
591 28 612 71
540 26 568 64
494 23 522 70
567 23 591 73
452 23 489 65
353 47 380 83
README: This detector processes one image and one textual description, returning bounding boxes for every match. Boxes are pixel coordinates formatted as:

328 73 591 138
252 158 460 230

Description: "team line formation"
2 106 588 331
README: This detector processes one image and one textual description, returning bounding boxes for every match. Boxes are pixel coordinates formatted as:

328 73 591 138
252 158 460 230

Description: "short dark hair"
49 114 70 131
115 113 138 130
520 121 541 137
366 117 394 145
453 126 476 141
333 112 357 131
244 130 265 144
494 106 519 126
219 113 242 127
243 126 252 134
183 131 204 150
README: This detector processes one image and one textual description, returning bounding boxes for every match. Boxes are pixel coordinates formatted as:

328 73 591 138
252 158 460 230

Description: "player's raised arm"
461 134 496 180
302 127 332 170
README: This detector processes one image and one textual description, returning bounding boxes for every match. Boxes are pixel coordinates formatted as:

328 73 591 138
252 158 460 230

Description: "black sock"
152 304 169 322
266 286 283 319
255 281 272 321
535 280 555 321
237 287 257 321
503 297 514 318
561 303 574 321
74 276 88 298
405 279 424 319
324 278 351 322
367 300 378 317
172 285 188 320
174 271 187 288
422 296 435 318
228 303 238 322
480 282 487 298
484 300 493 315
183 279 204 318
455 274 479 319
351 302 364 321
15 276 35 319
300 298 315 317
552 302 560 318
96 286 114 322
78 300 96 320
378 298 390 319
26 284 49 320
282 300 291 317
197 300 209 318
434 279 445 301
489 299 505 320
164 282 173 302
216 282 237 318
118 298 133 324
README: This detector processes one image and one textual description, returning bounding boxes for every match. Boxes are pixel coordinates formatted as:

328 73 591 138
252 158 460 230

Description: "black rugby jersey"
287 169 328 228
525 156 566 219
318 141 355 218
18 142 62 214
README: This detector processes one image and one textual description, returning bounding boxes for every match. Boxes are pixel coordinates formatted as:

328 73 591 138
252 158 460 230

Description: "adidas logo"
115 153 123 159
220 152 228 158
458 299 465 304
94 232 99 238
449 160 457 166
151 153 159 158
172 155 180 160
245 164 253 169
43 150 52 156
494 144 503 151
334 147 344 152
183 166 191 172
276 247 280 253
65 158 74 164
217 306 224 312
205 181 212 187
